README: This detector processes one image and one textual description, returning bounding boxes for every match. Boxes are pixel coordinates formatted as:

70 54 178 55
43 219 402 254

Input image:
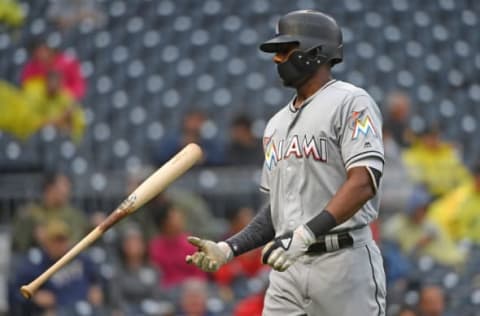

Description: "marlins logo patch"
350 109 378 140
263 136 279 170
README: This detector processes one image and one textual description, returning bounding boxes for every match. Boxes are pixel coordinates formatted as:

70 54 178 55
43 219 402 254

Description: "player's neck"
294 69 332 109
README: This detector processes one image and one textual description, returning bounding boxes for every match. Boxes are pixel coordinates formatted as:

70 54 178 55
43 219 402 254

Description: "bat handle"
20 285 34 300
19 227 103 299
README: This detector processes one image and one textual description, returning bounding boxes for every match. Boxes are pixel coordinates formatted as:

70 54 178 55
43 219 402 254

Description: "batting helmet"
260 10 343 66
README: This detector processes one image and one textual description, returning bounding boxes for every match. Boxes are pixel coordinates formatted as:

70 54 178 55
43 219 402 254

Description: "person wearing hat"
12 172 88 253
10 219 104 316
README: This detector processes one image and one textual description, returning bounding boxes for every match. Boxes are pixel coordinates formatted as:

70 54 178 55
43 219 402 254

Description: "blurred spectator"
426 182 471 242
0 74 85 142
0 0 24 27
418 285 445 316
382 187 465 267
226 115 263 166
12 172 88 252
110 222 171 316
10 219 104 316
167 188 226 240
153 110 225 166
381 240 412 291
384 91 413 147
47 0 106 31
177 279 213 316
214 207 265 296
447 163 480 243
21 38 86 100
0 80 38 140
233 292 264 316
149 202 206 289
24 71 86 142
233 262 269 316
398 306 418 316
381 127 414 215
403 124 470 198
127 167 225 240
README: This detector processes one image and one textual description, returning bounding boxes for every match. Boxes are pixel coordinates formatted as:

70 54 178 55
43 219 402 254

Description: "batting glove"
261 225 316 272
186 236 233 272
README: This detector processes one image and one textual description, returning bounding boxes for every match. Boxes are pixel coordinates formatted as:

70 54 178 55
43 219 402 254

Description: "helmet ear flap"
307 46 328 64
290 47 327 70
308 47 322 58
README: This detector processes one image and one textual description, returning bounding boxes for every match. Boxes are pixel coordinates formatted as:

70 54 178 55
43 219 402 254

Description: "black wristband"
305 209 338 238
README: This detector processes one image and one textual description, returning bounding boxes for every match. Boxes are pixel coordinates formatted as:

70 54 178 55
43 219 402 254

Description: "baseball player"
186 10 386 315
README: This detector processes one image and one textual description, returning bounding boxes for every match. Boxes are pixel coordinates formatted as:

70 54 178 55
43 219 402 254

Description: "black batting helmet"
260 10 343 66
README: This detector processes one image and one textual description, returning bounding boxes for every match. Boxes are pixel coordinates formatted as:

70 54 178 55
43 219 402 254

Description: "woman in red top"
22 38 86 100
149 202 206 288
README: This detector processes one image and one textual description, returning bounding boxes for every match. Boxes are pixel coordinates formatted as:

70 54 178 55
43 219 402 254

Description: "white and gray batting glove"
186 236 233 272
261 225 316 272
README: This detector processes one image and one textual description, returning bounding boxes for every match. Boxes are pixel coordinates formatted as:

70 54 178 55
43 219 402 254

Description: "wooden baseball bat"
20 143 203 299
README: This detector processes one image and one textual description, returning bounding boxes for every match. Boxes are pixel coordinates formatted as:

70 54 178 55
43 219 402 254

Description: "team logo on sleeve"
350 109 378 140
263 136 279 170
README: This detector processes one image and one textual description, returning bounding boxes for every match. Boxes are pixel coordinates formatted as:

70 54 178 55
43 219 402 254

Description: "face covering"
276 49 326 88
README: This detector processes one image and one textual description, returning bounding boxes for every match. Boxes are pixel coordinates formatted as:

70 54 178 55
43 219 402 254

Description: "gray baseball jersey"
260 79 384 236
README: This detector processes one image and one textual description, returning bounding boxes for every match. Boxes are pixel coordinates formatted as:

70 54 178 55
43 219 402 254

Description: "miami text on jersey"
351 110 377 140
263 135 327 170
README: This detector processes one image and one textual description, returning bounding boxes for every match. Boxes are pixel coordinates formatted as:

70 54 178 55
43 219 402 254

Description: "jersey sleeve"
260 146 270 192
260 165 270 192
338 93 384 169
259 125 274 192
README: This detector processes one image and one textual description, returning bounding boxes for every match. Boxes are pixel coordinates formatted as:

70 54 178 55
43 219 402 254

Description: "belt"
306 231 354 255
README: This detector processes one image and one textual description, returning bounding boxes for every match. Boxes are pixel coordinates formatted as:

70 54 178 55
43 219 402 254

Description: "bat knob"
20 285 33 299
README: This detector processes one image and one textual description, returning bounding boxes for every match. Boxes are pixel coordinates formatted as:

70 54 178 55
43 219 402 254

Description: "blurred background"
0 0 479 315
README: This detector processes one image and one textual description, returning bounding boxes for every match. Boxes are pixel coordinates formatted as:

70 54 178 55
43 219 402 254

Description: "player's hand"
261 225 315 272
186 236 233 272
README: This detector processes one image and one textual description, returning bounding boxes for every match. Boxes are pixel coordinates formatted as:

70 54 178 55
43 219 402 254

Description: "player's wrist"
217 241 234 262
305 209 338 238
294 225 316 247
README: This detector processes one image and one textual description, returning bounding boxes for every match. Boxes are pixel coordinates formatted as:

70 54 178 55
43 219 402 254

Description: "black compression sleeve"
225 201 275 257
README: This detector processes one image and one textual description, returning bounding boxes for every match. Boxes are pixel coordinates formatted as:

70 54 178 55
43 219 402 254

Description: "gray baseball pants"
263 226 386 316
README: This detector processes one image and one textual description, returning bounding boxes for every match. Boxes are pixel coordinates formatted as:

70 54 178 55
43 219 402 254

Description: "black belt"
306 231 353 255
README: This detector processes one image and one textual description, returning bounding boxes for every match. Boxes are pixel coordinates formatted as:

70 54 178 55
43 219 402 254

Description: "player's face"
273 43 300 64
